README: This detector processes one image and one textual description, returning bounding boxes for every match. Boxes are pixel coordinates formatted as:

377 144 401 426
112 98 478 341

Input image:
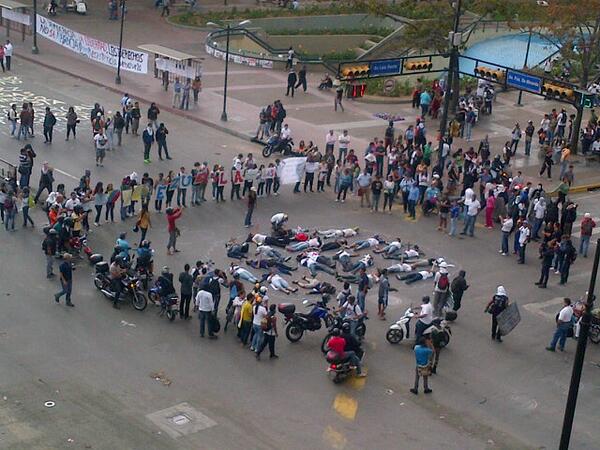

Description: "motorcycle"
262 135 293 158
325 350 364 384
278 297 333 343
320 314 368 353
148 282 179 321
424 318 452 348
93 261 148 311
386 307 415 344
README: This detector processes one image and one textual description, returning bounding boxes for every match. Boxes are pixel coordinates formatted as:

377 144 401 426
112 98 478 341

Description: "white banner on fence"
279 157 306 184
36 15 148 74
155 58 200 79
2 9 31 26
205 44 274 69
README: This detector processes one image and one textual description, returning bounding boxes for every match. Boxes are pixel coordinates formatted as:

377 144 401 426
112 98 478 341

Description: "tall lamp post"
32 0 39 54
115 0 126 85
516 29 532 106
207 20 251 122
437 0 462 155
559 240 599 449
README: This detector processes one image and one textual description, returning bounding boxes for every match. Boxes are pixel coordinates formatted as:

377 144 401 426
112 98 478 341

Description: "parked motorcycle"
93 261 148 311
424 318 452 348
262 135 293 158
148 282 179 321
320 314 368 353
278 297 333 343
386 307 415 344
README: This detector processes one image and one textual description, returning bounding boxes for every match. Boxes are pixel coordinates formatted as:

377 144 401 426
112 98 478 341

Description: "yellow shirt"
240 301 253 322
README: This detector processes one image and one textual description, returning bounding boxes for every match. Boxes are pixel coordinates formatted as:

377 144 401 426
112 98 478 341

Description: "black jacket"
287 72 297 86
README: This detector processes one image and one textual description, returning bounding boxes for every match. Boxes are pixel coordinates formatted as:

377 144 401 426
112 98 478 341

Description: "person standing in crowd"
66 107 78 141
42 107 56 144
172 78 182 108
334 81 344 112
92 182 106 226
4 40 13 71
377 269 389 319
179 263 193 320
244 186 257 228
559 236 577 285
286 69 297 97
579 213 596 257
450 270 468 312
410 335 433 395
524 120 534 156
517 221 531 264
94 129 108 167
42 229 58 278
142 123 155 164
176 166 188 208
295 65 307 93
285 46 294 69
136 205 151 244
7 103 17 136
195 288 217 339
165 205 182 255
54 253 74 307
256 303 278 360
192 76 202 105
546 298 573 352
461 191 480 237
485 286 508 342
155 123 171 160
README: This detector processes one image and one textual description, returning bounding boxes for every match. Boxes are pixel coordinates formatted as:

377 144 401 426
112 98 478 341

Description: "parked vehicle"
262 135 293 158
148 281 179 321
278 297 333 343
386 307 416 344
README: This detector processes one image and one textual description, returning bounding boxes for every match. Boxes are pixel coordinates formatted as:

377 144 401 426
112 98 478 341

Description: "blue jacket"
142 129 154 145
408 185 420 202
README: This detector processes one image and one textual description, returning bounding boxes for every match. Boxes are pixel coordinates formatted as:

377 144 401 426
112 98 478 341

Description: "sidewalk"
10 1 600 188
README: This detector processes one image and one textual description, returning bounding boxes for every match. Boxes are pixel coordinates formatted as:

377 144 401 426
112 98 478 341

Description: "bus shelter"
0 0 32 41
138 44 203 91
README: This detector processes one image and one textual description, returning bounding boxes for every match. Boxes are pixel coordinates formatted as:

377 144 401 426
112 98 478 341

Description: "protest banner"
279 157 306 184
36 15 148 74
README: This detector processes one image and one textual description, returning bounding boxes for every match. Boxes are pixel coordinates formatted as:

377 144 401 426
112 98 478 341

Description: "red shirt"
328 336 346 355
167 209 182 232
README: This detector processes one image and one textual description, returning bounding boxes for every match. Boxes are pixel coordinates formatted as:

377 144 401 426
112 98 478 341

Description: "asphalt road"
0 60 599 450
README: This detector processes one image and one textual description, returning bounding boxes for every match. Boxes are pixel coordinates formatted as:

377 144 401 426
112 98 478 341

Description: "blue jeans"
532 218 543 239
549 322 571 350
4 209 15 230
579 235 590 257
244 206 254 226
56 280 72 303
357 291 366 311
462 215 476 236
289 241 309 252
344 350 362 374
524 139 532 156
449 217 457 236
251 323 263 350
9 119 16 135
501 231 509 254
465 122 472 140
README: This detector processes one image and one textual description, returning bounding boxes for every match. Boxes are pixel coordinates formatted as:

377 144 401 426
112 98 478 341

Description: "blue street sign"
506 70 542 94
369 59 401 77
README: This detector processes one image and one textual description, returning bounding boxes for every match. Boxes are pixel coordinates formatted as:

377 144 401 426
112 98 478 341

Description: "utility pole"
516 30 532 106
559 239 599 449
437 0 462 154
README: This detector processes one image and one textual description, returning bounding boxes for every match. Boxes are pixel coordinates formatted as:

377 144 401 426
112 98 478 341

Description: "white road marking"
53 168 79 180
523 297 564 320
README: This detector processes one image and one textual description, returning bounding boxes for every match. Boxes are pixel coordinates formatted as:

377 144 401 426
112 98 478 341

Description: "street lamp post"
32 0 39 54
559 239 599 449
516 30 532 106
437 0 461 155
207 20 250 122
115 0 126 85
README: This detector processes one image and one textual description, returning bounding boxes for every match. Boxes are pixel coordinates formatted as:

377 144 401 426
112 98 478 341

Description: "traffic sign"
369 59 401 77
383 79 396 94
506 70 542 94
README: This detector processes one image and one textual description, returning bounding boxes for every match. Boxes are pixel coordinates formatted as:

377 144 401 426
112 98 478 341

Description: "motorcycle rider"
156 266 176 309
340 322 363 359
327 328 366 377
135 240 154 275
109 256 128 309
339 295 364 337
115 232 131 261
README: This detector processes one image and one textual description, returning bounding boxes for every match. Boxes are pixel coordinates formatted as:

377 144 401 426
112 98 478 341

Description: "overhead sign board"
369 59 401 77
506 70 542 94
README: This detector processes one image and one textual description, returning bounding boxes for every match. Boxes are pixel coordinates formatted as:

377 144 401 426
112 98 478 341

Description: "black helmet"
119 232 127 240
331 328 341 337
115 255 124 265
341 322 351 334
140 240 150 248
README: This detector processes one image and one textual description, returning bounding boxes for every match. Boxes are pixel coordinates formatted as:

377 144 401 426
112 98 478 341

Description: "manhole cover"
172 414 190 425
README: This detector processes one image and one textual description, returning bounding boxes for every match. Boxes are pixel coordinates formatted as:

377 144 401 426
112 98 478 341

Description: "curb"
15 51 254 144
547 182 600 197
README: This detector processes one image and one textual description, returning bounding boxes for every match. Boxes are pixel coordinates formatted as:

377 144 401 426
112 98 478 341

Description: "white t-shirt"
467 199 481 216
419 303 434 324
94 133 108 149
592 140 600 152
255 245 273 256
325 133 337 145
404 249 420 258
271 213 286 225
558 306 573 323
252 304 268 326
418 271 434 280
281 127 292 140
389 263 411 272
342 302 362 319
518 226 530 245
252 233 267 245
65 197 81 210
307 237 320 248
338 134 350 149
366 237 379 247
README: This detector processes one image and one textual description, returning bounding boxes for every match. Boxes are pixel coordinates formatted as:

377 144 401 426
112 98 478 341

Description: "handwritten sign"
36 15 148 74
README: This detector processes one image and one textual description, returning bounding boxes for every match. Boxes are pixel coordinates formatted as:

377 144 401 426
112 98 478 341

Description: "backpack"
437 273 449 290
490 295 507 314
261 313 273 331
581 220 593 236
